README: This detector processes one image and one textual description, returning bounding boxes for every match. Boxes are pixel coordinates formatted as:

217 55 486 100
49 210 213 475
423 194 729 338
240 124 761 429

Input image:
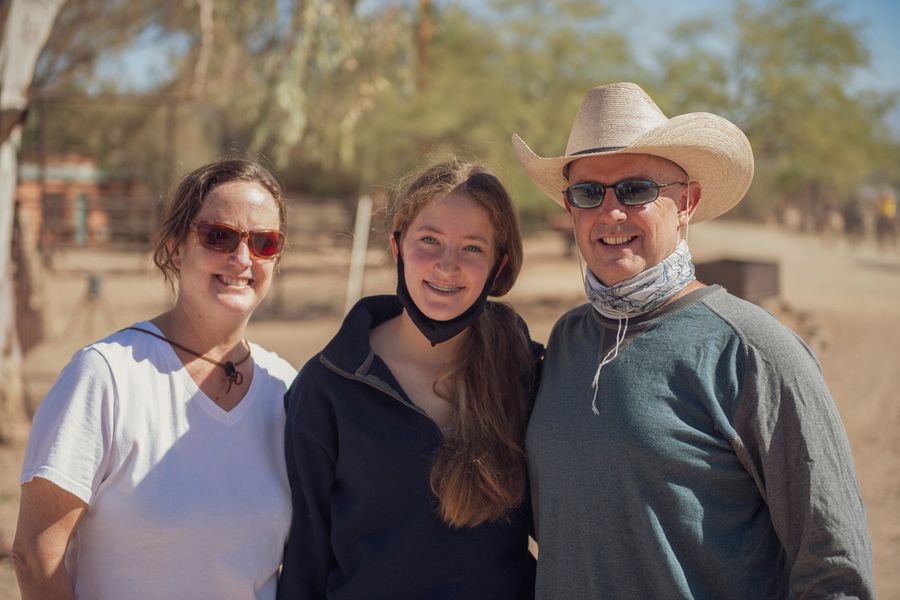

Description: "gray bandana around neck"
583 239 695 415
584 239 695 319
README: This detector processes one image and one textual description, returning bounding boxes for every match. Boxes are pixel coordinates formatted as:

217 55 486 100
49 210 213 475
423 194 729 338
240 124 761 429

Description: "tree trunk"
0 0 66 443
415 0 433 93
0 135 27 442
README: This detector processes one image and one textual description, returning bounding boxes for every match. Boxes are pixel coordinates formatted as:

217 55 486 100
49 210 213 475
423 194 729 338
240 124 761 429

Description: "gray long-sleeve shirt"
526 285 873 599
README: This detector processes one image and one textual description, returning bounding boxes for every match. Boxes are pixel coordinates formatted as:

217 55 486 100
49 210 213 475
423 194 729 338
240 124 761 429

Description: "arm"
735 335 874 599
277 362 338 600
15 346 116 599
12 478 87 600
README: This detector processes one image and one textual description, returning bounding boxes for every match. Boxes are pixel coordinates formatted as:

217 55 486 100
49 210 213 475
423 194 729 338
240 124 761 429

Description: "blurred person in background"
13 157 297 600
875 189 897 250
513 82 874 599
278 160 541 600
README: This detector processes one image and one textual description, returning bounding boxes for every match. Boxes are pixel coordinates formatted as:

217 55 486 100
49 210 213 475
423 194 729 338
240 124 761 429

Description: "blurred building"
16 155 155 248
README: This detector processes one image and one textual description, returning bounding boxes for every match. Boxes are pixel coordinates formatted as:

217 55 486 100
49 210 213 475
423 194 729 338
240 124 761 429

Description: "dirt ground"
1 219 898 598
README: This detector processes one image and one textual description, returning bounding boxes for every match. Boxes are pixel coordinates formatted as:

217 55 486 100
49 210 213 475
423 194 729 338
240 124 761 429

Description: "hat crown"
565 82 669 156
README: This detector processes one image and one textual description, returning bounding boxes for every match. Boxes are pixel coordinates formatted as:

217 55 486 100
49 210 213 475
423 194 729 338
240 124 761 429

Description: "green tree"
24 0 900 226
26 0 410 193
731 0 898 220
651 18 733 117
352 0 642 223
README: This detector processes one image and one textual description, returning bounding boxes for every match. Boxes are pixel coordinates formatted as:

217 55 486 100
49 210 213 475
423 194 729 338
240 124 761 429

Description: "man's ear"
679 182 702 226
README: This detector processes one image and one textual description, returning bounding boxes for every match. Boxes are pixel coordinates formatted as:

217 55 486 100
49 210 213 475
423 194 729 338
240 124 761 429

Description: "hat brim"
512 112 754 223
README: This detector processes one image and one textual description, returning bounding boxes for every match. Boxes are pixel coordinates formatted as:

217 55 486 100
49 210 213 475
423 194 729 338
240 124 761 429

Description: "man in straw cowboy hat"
515 82 873 599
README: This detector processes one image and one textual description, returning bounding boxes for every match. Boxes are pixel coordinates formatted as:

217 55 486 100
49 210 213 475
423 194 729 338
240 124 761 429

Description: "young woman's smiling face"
396 192 498 321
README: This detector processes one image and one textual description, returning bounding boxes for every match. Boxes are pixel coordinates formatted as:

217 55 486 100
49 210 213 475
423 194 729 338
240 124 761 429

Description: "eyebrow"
414 224 491 244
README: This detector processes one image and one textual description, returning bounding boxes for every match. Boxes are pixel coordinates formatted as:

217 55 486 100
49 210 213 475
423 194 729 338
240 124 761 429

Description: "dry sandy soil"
1 219 897 598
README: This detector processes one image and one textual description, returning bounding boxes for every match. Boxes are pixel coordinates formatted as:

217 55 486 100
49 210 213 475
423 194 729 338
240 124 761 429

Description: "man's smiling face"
566 153 698 285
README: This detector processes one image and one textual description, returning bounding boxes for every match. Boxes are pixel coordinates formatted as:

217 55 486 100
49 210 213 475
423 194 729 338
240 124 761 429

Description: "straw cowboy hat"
512 82 754 223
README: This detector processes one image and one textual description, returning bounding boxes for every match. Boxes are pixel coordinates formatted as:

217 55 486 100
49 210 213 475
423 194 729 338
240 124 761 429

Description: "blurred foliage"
729 0 898 220
20 0 900 226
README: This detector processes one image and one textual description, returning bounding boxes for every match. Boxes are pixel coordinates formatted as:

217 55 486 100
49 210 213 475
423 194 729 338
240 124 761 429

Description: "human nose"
589 188 627 224
434 246 460 273
231 238 253 266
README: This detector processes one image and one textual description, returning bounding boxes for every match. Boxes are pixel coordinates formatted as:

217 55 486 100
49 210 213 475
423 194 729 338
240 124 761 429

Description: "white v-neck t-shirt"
22 321 297 600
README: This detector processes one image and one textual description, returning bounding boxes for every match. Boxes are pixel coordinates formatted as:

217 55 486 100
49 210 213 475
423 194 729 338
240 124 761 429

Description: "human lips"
425 280 464 293
600 235 637 246
216 274 252 287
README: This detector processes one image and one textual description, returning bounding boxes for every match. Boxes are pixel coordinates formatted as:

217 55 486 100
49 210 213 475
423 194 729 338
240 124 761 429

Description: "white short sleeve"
22 346 117 504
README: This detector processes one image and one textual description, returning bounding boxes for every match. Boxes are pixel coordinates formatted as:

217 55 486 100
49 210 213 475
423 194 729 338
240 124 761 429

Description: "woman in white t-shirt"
12 158 297 600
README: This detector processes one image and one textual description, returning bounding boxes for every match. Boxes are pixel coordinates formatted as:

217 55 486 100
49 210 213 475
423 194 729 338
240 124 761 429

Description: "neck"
392 308 467 367
667 278 705 304
151 302 249 362
584 239 697 319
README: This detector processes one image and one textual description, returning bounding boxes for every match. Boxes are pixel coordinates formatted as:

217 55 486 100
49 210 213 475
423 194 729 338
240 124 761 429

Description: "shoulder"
703 289 806 348
28 333 133 449
555 302 594 326
85 322 174 369
700 289 817 362
40 345 118 414
318 294 397 372
283 352 344 444
38 323 183 416
284 352 338 411
63 324 160 379
249 343 298 389
291 352 333 391
548 302 594 344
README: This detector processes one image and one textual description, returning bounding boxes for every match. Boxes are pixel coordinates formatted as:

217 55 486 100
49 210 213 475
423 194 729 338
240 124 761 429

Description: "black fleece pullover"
278 295 538 600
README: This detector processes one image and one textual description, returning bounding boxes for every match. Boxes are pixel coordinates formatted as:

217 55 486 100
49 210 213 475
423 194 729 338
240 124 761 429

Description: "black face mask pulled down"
394 235 500 347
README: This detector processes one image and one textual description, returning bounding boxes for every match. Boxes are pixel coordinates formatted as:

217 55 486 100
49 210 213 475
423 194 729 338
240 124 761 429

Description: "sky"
562 0 900 131
616 0 900 130
99 0 900 130
613 0 900 89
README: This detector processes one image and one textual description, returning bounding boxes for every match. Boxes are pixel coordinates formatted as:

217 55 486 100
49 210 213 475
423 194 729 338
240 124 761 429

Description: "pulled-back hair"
389 159 535 527
153 157 286 290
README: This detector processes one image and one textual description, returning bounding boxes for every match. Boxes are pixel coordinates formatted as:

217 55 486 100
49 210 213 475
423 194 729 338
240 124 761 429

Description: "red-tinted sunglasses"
191 221 285 259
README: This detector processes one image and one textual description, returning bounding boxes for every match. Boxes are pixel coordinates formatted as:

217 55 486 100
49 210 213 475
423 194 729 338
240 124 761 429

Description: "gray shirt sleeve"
729 320 874 599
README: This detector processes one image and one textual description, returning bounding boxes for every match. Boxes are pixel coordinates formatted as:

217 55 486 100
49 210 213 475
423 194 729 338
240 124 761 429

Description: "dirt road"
1 219 897 598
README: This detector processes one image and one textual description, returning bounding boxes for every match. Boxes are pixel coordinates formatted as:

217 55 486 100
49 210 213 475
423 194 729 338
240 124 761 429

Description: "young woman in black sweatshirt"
279 160 541 600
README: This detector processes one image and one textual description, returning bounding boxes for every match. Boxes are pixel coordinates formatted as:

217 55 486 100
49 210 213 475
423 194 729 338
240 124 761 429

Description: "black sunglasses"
191 221 285 259
563 179 686 209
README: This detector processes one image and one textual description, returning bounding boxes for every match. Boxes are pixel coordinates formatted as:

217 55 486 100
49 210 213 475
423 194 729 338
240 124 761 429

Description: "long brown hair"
389 160 536 527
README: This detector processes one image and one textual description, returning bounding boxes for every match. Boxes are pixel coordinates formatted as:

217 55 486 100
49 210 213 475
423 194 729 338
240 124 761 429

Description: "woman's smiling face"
171 181 280 321
396 191 498 321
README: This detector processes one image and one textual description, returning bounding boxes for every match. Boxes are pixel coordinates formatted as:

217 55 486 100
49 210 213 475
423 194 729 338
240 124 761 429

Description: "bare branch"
190 0 214 98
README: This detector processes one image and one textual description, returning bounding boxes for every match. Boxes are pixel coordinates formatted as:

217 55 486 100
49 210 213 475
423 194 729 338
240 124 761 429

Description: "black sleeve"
515 311 545 406
278 359 338 600
517 548 537 600
514 311 544 553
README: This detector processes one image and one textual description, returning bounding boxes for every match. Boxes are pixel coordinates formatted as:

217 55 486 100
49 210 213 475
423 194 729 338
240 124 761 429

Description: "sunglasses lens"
250 231 285 259
194 222 283 259
195 222 240 252
617 180 660 205
567 183 605 208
